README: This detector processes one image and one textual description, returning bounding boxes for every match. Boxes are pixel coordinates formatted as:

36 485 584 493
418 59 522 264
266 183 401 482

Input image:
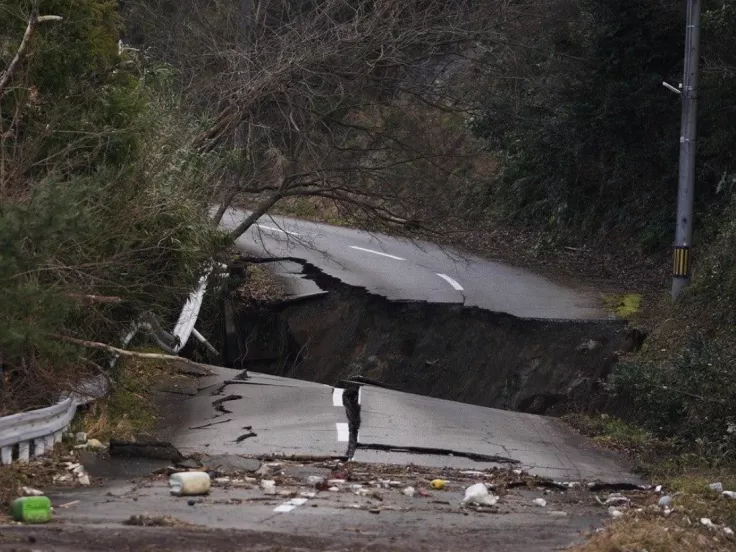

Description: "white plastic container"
169 472 211 496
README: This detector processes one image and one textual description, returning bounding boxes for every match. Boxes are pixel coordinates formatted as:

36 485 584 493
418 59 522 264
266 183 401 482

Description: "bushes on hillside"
0 1 222 414
471 0 736 251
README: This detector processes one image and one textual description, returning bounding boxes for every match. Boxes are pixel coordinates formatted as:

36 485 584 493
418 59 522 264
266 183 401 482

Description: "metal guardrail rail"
0 374 109 465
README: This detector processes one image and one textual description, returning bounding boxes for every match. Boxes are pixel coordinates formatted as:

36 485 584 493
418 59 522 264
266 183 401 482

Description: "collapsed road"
218 206 608 320
216 208 643 416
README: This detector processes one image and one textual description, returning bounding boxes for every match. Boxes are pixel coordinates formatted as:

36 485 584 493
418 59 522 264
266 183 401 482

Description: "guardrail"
0 374 109 466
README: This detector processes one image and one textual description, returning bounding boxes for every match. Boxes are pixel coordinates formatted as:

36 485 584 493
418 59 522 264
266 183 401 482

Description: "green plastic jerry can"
10 496 52 523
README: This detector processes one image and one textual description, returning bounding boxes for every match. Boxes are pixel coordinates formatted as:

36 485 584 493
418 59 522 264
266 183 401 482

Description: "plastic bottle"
169 472 211 496
11 496 52 523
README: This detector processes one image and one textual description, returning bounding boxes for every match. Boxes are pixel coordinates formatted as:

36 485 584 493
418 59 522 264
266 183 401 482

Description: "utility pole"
671 0 702 300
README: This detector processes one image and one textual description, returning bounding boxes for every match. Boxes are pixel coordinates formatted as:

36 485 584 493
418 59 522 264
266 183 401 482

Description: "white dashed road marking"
332 387 344 407
273 497 308 513
436 273 464 291
349 246 405 261
336 422 349 442
255 223 300 236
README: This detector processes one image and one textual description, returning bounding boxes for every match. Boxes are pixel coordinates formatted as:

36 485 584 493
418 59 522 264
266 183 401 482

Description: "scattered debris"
701 518 714 528
124 515 193 527
22 487 44 497
430 479 446 490
213 477 231 486
658 495 672 507
177 458 201 470
462 483 498 507
306 475 325 486
169 472 211 496
86 438 104 451
328 486 340 492
58 500 80 509
260 480 277 495
608 507 624 519
77 474 90 486
722 490 736 500
402 486 416 497
597 493 630 507
255 464 273 477
708 482 723 493
533 498 547 507
75 432 87 443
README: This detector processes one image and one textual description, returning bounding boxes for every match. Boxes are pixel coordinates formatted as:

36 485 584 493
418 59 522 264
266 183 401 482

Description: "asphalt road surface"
157 366 639 485
218 207 607 320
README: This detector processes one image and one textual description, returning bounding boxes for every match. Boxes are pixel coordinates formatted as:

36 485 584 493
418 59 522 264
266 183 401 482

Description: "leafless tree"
125 0 507 239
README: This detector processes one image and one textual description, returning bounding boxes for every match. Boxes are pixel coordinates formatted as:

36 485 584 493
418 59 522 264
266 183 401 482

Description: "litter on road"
169 472 211 496
462 483 498 507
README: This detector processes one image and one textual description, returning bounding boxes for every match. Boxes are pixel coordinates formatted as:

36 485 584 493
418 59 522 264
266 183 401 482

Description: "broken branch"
51 334 212 370
0 8 63 102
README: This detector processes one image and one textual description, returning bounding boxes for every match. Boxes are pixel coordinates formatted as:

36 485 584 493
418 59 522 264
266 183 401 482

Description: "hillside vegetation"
0 0 222 414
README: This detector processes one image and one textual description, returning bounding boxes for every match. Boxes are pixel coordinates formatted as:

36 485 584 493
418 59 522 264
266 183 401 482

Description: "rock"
402 486 416 497
462 483 498 507
200 455 262 474
86 439 104 451
213 477 231 486
708 482 723 493
307 475 325 486
533 498 547 507
658 495 673 507
700 518 714 528
188 499 196 506
604 494 631 506
724 527 734 537
77 475 91 486
576 339 601 352
255 464 272 477
722 491 736 500
260 480 276 495
176 458 201 470
328 486 340 492
608 507 624 518
22 487 44 497
75 432 88 444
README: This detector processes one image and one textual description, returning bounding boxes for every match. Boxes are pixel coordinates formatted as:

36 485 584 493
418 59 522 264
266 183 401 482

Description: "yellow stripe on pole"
673 247 690 277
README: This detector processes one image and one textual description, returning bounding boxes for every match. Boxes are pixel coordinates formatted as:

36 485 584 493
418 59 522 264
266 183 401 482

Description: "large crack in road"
224 258 644 416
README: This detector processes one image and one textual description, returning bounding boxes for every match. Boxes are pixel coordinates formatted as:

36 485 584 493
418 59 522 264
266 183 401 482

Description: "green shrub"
609 335 736 452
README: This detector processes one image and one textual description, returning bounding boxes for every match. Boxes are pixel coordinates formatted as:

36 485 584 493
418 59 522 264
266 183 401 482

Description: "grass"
570 516 734 552
563 413 655 457
236 264 286 304
603 293 643 319
566 413 736 550
79 354 173 442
